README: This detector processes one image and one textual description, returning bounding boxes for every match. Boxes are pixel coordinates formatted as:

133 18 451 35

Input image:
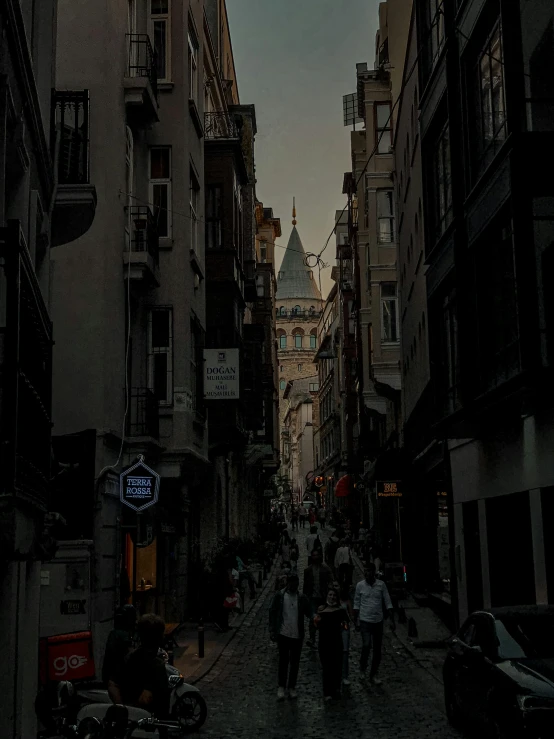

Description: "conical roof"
276 225 322 301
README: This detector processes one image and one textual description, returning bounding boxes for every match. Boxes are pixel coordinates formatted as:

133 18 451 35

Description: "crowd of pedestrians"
268 503 395 702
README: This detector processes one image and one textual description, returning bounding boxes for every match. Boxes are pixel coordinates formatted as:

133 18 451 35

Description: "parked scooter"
37 652 207 737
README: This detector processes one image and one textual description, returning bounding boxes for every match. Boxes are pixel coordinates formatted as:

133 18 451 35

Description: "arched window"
279 380 286 390
280 365 284 372
279 306 286 316
292 305 301 315
292 328 304 349
309 306 315 314
310 328 317 349
277 329 287 349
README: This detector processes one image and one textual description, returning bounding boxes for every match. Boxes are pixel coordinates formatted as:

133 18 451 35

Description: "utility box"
40 540 93 638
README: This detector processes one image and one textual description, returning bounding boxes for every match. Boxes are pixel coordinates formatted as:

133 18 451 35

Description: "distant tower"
275 199 323 410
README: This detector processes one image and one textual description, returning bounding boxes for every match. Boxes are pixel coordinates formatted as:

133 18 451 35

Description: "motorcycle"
36 652 207 737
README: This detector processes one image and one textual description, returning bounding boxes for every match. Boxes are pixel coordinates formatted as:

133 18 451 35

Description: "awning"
335 474 353 498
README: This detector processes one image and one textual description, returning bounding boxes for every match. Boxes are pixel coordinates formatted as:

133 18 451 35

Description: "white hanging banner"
203 348 240 400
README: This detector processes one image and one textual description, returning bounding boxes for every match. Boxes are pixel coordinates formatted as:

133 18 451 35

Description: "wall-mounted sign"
60 600 87 616
203 348 240 400
120 457 160 512
377 480 402 498
263 489 274 497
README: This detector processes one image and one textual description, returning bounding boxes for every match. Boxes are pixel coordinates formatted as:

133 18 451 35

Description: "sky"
226 0 382 298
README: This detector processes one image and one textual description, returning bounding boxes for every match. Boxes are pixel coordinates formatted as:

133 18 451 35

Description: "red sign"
39 631 96 684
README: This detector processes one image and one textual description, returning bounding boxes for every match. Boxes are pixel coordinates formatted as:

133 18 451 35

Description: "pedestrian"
317 505 326 530
102 604 137 703
269 573 313 701
325 530 341 571
314 588 346 701
372 547 383 576
305 525 322 556
339 583 354 686
334 539 353 587
353 563 395 684
280 536 291 566
289 538 299 573
308 506 316 527
298 503 307 528
291 506 299 531
215 559 236 632
303 549 333 648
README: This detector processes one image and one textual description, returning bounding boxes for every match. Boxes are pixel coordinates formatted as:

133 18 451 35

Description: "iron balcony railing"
126 34 158 101
51 90 90 185
126 205 159 266
275 308 323 320
126 387 159 439
204 111 239 139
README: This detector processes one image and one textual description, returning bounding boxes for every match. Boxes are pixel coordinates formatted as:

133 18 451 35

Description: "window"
292 305 301 315
148 308 173 404
278 271 284 280
377 190 395 243
309 383 319 392
279 380 286 390
278 332 287 349
205 185 222 248
279 306 286 316
375 102 392 153
297 364 302 371
310 332 317 349
440 291 460 414
188 24 199 103
189 171 199 253
149 147 171 238
474 22 507 174
381 283 399 343
259 240 267 263
431 124 452 241
295 334 303 349
280 365 284 372
151 0 170 81
428 0 445 67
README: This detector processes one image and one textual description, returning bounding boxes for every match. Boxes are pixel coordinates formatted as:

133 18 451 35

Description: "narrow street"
194 525 465 739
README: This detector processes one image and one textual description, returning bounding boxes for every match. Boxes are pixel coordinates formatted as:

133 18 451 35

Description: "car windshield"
495 615 554 660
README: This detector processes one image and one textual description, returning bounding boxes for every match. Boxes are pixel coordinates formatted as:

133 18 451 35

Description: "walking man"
269 574 312 700
317 505 326 530
298 503 307 528
303 549 333 648
353 563 395 685
334 539 353 587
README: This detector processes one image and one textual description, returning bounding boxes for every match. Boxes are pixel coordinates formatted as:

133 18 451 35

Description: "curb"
188 559 277 685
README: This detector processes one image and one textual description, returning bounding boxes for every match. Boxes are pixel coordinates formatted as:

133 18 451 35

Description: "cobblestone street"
195 525 465 739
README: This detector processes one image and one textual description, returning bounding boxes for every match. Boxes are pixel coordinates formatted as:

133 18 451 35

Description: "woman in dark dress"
315 588 347 700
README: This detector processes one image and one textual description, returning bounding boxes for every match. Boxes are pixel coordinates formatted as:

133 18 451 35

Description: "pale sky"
227 0 382 298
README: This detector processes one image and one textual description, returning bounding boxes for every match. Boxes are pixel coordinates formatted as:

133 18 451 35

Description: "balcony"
124 34 159 125
275 308 322 320
204 111 239 140
50 91 97 247
123 206 160 286
126 387 159 440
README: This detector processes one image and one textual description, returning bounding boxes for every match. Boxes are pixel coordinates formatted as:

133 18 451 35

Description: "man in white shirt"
353 563 395 684
334 540 352 587
269 574 312 700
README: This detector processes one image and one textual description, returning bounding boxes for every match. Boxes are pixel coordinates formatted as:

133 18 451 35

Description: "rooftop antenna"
292 197 297 226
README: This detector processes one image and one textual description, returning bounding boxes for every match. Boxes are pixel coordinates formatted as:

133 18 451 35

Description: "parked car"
443 605 554 738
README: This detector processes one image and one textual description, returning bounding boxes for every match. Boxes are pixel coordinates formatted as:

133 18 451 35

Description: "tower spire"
292 197 297 226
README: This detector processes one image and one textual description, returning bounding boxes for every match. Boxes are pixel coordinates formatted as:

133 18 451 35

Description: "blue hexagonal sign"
120 456 160 512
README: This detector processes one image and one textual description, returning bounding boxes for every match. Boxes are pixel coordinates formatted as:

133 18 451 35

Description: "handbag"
223 593 239 609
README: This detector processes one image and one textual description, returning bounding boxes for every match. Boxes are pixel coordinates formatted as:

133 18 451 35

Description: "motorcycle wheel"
173 692 207 733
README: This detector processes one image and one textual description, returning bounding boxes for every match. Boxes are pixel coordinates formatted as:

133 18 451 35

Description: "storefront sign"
263 489 274 497
377 480 402 498
120 457 160 512
203 349 240 400
60 600 86 615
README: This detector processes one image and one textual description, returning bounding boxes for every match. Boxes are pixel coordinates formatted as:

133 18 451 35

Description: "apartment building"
49 0 208 666
346 0 411 554
0 2 98 733
282 377 319 503
415 0 554 625
393 6 444 595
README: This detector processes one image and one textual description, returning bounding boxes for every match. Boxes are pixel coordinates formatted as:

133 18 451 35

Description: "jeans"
359 620 384 677
299 516 306 528
308 598 324 642
277 635 302 689
342 628 350 679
